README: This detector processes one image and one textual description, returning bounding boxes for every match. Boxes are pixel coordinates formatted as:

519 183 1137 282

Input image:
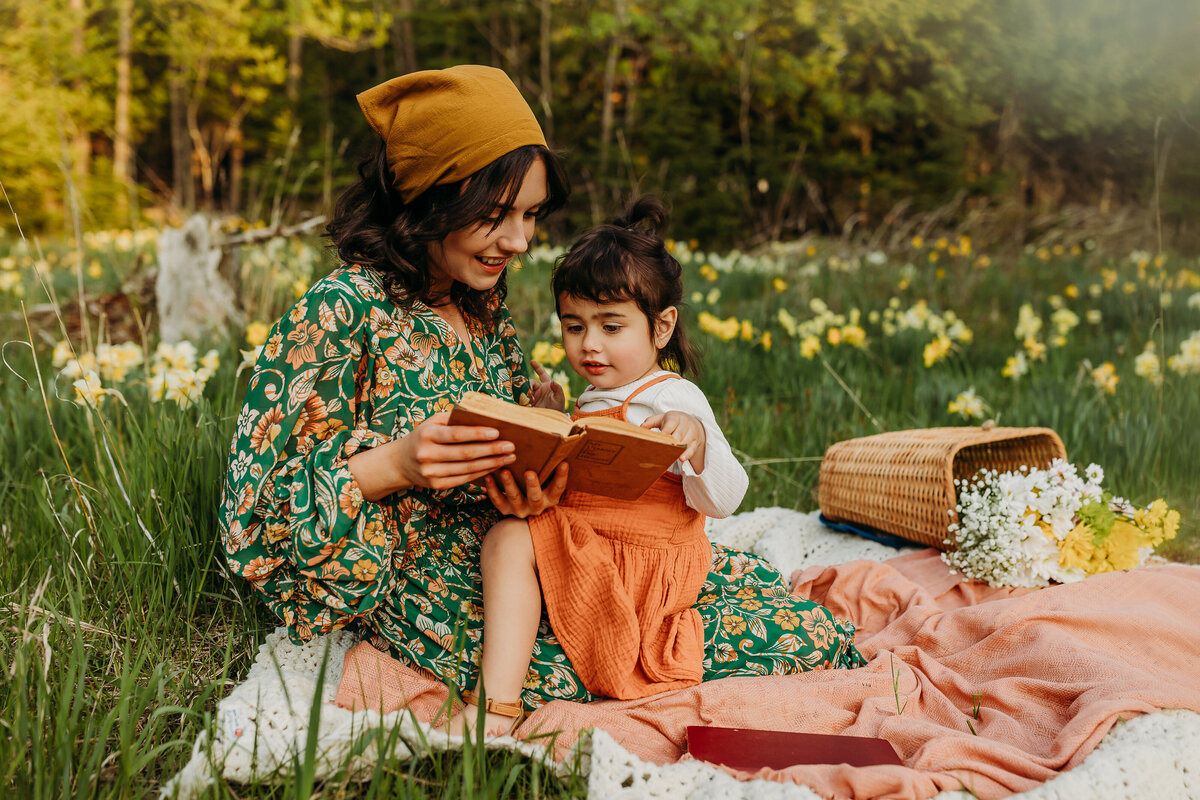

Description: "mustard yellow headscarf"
357 65 547 204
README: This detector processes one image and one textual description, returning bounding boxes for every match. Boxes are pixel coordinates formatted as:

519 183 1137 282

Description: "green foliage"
1 224 1197 794
1 0 1198 244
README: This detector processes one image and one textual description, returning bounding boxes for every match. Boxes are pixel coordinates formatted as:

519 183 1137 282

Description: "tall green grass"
1 232 1196 796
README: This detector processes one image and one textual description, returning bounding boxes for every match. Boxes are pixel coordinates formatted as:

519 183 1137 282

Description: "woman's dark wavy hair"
326 140 569 326
552 196 699 376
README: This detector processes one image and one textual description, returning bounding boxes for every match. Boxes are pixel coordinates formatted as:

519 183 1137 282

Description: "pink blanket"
335 550 1200 799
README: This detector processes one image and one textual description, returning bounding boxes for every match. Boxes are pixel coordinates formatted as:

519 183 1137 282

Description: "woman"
220 65 862 719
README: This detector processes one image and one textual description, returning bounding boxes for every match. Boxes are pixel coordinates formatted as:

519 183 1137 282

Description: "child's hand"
530 360 566 411
642 411 707 473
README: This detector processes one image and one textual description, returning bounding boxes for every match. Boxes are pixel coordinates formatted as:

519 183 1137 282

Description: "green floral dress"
220 264 863 710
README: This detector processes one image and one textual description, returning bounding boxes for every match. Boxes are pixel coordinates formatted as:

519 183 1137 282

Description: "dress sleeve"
219 283 400 643
652 379 749 519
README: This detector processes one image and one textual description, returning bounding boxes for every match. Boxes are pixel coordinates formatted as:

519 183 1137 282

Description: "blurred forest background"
2 0 1199 249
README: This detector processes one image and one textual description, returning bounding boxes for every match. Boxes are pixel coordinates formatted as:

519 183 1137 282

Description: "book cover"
686 725 904 771
448 392 685 500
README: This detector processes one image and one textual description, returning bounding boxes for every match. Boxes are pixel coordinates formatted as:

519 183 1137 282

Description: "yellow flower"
1023 338 1047 361
840 324 866 348
87 259 103 279
800 335 821 359
974 255 991 269
1100 521 1143 572
947 387 986 419
911 235 924 249
959 236 972 255
72 370 109 406
1002 352 1029 379
700 263 718 282
826 327 841 346
1090 362 1119 394
531 340 565 366
805 244 817 257
772 277 787 293
923 335 952 367
777 308 797 336
698 311 740 341
740 320 755 341
1058 522 1094 572
928 251 940 263
245 321 271 347
1065 284 1079 298
760 331 772 351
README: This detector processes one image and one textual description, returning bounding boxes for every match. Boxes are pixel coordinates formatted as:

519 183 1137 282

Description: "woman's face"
427 157 548 295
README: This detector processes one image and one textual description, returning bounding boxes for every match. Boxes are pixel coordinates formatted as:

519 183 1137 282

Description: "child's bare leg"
447 517 541 737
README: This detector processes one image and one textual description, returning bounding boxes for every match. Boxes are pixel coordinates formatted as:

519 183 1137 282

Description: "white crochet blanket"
163 509 1200 799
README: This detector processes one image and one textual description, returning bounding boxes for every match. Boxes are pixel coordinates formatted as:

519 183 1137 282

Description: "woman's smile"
476 255 510 274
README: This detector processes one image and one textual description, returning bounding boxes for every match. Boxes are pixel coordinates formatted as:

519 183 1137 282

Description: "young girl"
450 196 749 736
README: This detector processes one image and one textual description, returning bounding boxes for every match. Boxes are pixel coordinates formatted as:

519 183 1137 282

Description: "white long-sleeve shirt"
575 370 748 519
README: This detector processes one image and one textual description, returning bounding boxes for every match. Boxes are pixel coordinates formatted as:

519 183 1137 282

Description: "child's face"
558 295 676 390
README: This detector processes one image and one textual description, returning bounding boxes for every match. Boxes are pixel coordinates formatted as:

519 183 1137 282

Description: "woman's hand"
349 412 517 500
529 360 566 412
642 411 707 473
484 462 568 518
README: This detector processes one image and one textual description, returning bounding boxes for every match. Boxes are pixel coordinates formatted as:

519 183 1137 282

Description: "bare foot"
445 704 523 738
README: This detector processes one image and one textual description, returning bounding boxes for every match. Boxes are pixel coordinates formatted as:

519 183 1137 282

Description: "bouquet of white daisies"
943 459 1179 588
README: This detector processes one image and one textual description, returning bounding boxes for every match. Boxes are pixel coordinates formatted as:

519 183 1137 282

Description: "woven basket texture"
818 427 1067 550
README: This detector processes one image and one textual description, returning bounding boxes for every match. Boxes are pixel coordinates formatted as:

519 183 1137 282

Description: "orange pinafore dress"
527 374 712 700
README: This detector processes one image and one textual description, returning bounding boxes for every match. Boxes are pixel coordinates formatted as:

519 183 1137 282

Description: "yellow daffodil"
947 387 986 419
698 312 740 342
1090 362 1119 394
531 341 565 367
923 335 952 367
840 324 866 348
245 321 271 347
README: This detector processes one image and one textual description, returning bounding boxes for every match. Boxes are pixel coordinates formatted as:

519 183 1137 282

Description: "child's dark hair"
552 196 699 375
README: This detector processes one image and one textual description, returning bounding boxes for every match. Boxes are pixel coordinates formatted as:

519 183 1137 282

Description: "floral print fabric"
220 264 862 709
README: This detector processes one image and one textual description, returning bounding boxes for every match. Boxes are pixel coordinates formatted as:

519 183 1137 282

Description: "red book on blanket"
686 725 903 770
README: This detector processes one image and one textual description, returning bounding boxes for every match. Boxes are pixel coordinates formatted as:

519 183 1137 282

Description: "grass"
1 228 1197 796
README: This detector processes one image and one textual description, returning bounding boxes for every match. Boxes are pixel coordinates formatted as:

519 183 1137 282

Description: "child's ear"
653 307 678 349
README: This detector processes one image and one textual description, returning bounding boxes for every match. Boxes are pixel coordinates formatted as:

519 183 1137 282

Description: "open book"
448 391 686 500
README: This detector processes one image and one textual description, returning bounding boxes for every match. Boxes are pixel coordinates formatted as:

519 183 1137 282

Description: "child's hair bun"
610 196 668 236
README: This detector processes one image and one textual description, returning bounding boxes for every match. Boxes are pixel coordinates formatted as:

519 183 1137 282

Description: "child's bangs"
554 246 641 307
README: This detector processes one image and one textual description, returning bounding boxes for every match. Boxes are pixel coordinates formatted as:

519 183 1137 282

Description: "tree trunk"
537 0 554 144
287 25 303 106
373 0 387 79
597 0 626 213
69 0 90 186
186 102 215 208
169 70 193 210
229 125 244 212
392 0 417 75
113 0 133 221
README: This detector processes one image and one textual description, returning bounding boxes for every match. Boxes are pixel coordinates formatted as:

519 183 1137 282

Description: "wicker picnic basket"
817 426 1067 550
